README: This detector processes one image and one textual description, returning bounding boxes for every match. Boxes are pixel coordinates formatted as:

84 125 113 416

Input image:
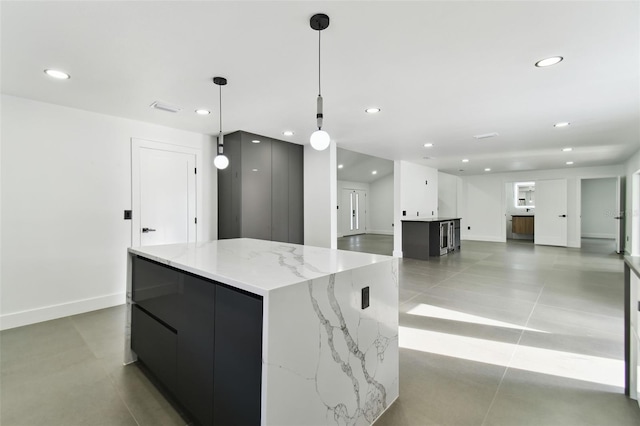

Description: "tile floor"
1 237 639 425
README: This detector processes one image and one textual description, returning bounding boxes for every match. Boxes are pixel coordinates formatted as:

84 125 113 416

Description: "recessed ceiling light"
252 139 260 144
372 170 377 175
566 161 574 165
44 69 70 79
484 168 491 172
424 143 434 148
474 132 499 140
535 56 563 67
562 147 573 152
195 109 210 115
462 159 469 163
365 108 381 114
554 122 570 128
283 131 294 136
252 169 259 172
338 164 344 169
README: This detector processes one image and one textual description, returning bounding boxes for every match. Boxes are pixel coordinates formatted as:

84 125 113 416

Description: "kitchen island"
401 217 461 260
124 238 399 426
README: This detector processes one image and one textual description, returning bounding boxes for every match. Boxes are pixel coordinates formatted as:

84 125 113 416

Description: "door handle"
558 215 567 218
142 227 157 233
614 216 623 220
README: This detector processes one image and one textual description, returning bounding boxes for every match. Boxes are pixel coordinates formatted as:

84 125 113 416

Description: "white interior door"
132 139 198 247
535 179 568 247
342 189 367 236
615 176 626 254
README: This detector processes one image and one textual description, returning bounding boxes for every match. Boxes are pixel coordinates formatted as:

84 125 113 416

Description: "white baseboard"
461 235 505 243
367 230 394 235
0 293 125 330
581 233 615 239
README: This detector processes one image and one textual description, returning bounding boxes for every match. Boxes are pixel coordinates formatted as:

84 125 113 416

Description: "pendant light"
213 76 229 170
309 13 331 151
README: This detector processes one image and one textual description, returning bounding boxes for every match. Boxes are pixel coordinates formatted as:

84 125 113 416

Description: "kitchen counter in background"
401 218 461 260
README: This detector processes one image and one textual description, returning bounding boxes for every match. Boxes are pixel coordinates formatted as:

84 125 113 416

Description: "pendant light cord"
318 30 321 96
219 84 223 135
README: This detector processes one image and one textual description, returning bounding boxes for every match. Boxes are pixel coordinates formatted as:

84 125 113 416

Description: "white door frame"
131 138 203 247
632 170 640 256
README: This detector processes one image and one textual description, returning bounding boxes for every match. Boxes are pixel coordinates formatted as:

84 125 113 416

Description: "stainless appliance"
439 220 455 255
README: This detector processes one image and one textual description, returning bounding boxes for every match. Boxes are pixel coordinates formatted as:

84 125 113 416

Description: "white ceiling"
2 1 638 175
337 148 393 184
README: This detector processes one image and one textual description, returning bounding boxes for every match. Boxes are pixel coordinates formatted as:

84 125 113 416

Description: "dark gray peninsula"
401 217 461 260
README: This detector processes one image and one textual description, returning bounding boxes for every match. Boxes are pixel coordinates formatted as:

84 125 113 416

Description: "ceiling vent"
474 132 499 140
150 101 182 113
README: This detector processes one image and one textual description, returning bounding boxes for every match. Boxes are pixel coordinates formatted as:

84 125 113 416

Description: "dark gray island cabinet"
401 218 461 260
125 239 399 426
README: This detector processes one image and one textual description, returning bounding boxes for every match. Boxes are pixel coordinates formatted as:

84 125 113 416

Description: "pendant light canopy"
213 76 229 170
309 13 331 151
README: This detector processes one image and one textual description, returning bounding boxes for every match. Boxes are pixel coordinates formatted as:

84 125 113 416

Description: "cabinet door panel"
177 275 215 426
241 138 272 240
131 305 177 391
288 143 304 244
132 256 181 328
271 140 289 242
213 286 263 425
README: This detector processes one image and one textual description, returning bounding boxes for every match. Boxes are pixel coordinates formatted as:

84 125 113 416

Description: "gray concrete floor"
2 238 639 425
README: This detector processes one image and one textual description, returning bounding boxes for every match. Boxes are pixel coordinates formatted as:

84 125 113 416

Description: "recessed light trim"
462 159 470 163
338 164 344 169
283 131 294 136
484 168 491 172
195 109 210 115
365 108 381 114
562 147 573 152
566 161 574 165
554 122 570 128
252 139 261 144
535 56 563 67
372 170 377 175
424 143 434 148
44 69 70 79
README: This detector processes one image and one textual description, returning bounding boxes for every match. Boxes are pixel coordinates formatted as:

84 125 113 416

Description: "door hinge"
194 217 197 224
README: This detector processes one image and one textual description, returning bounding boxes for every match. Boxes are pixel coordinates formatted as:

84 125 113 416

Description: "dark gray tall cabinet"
218 131 303 244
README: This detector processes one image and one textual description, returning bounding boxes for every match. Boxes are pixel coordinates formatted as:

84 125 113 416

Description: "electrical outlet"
403 210 406 216
124 210 132 220
468 226 471 230
361 287 370 310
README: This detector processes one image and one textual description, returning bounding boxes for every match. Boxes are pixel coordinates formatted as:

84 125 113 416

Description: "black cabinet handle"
558 215 567 218
142 227 157 233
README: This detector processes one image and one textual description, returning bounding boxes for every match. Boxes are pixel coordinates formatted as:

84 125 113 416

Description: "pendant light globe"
310 129 331 151
214 154 229 170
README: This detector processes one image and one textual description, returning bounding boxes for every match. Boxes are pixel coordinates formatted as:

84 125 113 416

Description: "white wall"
438 172 461 217
369 173 394 235
459 165 624 247
393 161 438 256
304 142 337 249
581 178 617 239
336 180 370 237
1 94 216 330
625 149 640 255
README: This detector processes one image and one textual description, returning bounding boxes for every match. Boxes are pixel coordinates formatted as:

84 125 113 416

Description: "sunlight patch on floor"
400 326 623 388
406 304 548 333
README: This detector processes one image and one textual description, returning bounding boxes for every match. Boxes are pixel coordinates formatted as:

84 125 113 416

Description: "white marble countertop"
401 217 461 223
129 238 393 296
625 256 640 277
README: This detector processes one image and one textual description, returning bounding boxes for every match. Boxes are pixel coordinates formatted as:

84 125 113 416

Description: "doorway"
341 189 367 236
131 138 201 247
580 177 619 254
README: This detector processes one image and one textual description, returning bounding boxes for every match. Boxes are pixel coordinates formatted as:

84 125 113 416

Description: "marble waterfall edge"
264 259 399 425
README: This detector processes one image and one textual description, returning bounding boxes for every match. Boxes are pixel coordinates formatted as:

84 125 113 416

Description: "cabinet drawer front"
131 305 177 391
132 256 181 328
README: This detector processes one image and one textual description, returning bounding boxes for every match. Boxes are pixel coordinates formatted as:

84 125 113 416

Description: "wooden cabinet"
131 256 263 426
512 216 534 235
218 131 303 244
